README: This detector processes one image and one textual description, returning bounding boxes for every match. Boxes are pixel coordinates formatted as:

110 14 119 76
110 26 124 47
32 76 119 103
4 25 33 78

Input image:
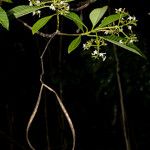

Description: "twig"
17 19 81 37
26 84 44 150
43 83 76 150
40 31 59 82
71 0 97 11
26 30 76 150
17 19 52 38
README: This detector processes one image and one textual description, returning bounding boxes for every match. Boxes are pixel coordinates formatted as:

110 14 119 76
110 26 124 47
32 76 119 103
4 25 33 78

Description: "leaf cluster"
0 0 145 58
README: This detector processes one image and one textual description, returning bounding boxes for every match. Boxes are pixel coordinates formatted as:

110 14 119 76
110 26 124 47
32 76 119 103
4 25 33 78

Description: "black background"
0 0 150 150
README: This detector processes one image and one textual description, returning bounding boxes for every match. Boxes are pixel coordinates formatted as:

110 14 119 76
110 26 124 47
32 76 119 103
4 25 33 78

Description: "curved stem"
26 30 76 150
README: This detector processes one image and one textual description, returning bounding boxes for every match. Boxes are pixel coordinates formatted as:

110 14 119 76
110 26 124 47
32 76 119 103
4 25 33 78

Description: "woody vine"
0 0 145 150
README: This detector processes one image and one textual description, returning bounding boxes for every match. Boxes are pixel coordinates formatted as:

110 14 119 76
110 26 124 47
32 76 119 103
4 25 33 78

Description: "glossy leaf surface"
89 6 108 28
32 15 54 34
0 7 9 30
68 36 81 53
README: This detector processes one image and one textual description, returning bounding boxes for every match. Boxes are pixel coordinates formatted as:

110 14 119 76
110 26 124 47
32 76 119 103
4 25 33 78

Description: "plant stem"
57 14 60 31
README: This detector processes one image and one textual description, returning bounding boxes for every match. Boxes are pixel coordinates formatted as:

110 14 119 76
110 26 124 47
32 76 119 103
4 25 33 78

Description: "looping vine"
26 31 75 150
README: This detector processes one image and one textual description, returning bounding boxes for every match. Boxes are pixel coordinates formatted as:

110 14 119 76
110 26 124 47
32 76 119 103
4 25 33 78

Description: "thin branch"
43 83 76 150
40 31 59 82
26 30 76 150
113 45 131 150
26 84 44 150
26 33 58 150
71 2 90 11
17 19 53 38
71 0 97 11
17 19 84 37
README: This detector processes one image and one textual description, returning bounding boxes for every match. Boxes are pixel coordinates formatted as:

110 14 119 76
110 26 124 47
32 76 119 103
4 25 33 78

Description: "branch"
71 0 96 11
26 31 76 150
18 19 53 38
18 19 82 37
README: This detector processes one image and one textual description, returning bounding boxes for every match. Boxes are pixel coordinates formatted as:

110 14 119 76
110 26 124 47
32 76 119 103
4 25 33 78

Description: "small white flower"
132 16 136 21
99 53 106 61
128 25 132 30
49 4 56 10
60 1 65 4
83 44 87 50
119 40 123 44
127 16 133 20
83 44 86 48
118 8 122 12
129 39 134 43
29 1 33 6
29 0 33 6
115 8 124 13
28 0 41 17
66 5 70 11
91 50 107 61
92 50 98 55
104 30 109 35
127 16 136 21
32 10 41 17
35 0 40 4
115 8 122 12
37 10 41 17
32 11 36 16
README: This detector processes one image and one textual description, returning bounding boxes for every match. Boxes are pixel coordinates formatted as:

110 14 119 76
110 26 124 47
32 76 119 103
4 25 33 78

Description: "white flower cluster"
127 16 136 21
83 39 94 50
119 34 138 44
83 38 107 50
102 8 138 45
83 38 107 61
91 50 106 61
115 8 125 13
49 0 70 15
128 34 138 43
29 0 40 6
103 13 137 36
28 0 41 17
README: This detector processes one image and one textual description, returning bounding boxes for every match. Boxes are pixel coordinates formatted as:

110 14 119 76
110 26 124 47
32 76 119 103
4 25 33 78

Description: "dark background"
0 0 150 150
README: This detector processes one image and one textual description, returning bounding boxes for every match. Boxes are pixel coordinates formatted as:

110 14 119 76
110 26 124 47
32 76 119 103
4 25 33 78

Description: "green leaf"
0 7 9 30
89 6 108 28
2 0 12 3
98 13 128 28
64 12 86 32
32 15 54 34
8 5 45 18
68 36 81 53
101 35 145 58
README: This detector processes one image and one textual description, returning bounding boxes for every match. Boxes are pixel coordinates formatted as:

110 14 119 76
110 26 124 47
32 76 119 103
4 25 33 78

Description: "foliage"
0 0 12 30
0 7 9 30
1 0 145 59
